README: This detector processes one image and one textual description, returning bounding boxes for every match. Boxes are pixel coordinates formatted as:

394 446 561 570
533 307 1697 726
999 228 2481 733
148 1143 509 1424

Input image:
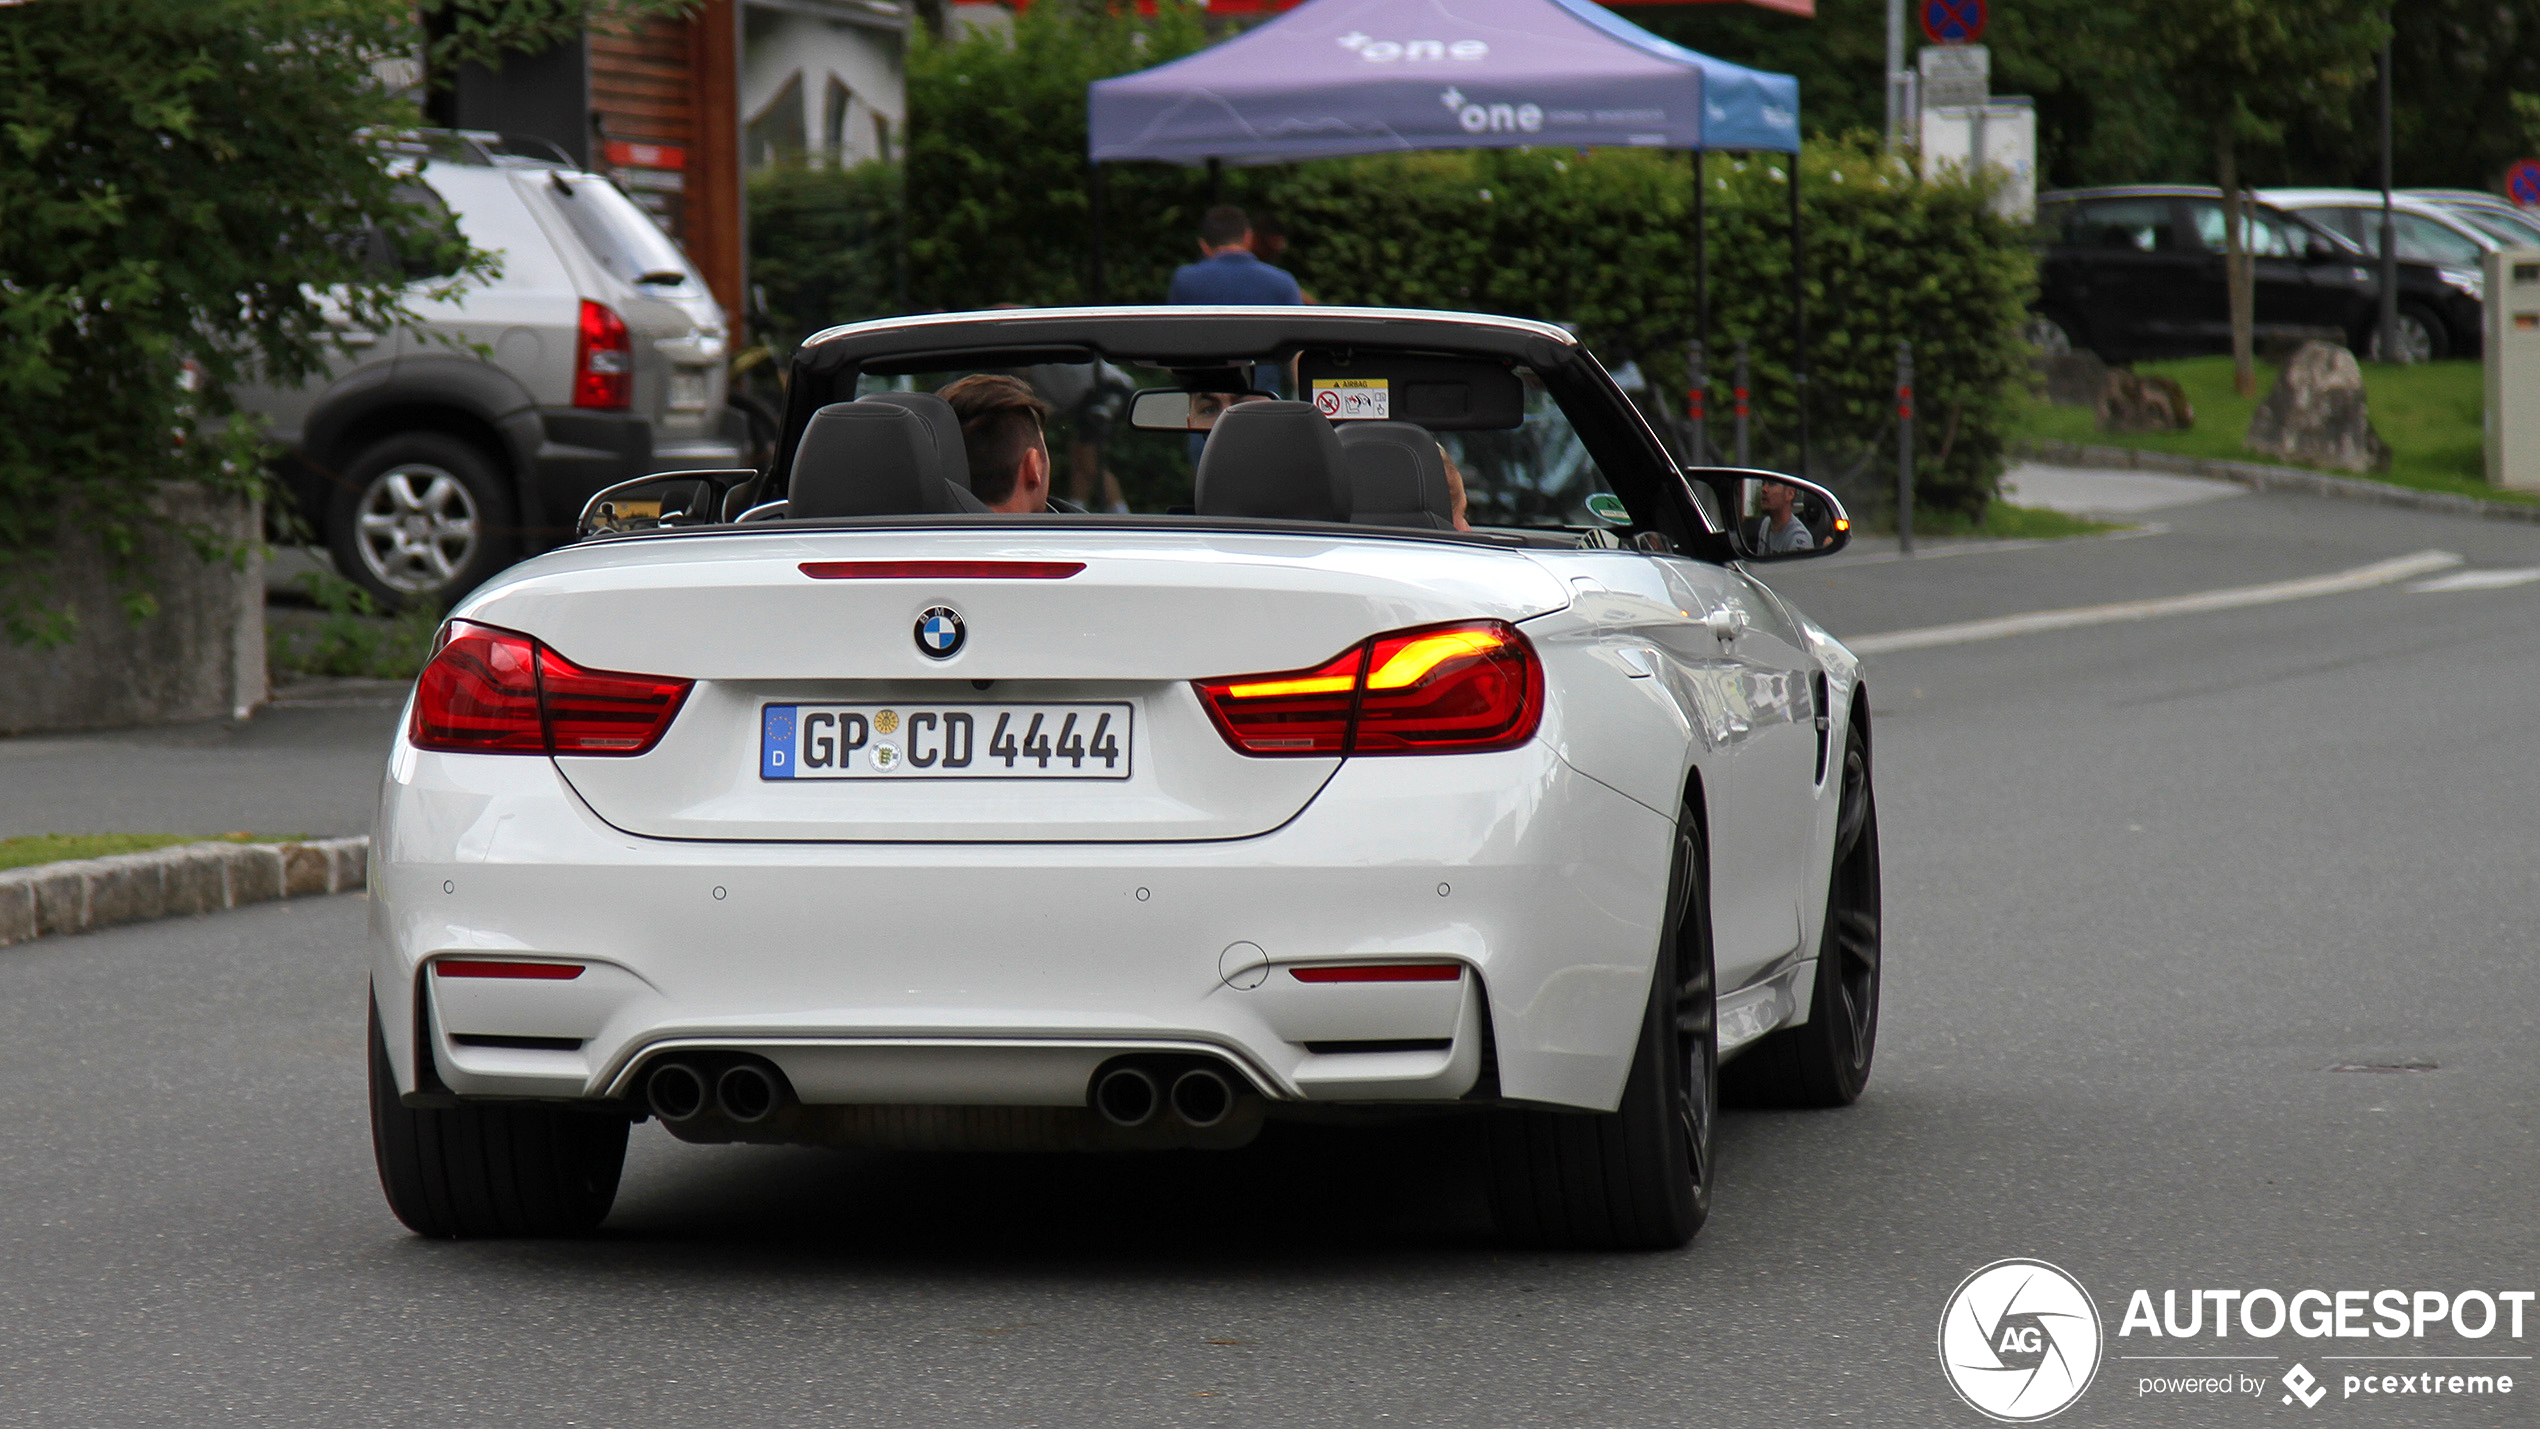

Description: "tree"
2148 2 2385 395
0 0 691 644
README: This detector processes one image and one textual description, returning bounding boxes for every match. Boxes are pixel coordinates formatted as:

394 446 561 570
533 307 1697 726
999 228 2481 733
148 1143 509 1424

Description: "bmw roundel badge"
915 605 965 659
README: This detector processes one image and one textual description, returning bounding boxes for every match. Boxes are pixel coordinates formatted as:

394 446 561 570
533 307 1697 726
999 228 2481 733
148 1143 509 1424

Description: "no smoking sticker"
1310 378 1390 419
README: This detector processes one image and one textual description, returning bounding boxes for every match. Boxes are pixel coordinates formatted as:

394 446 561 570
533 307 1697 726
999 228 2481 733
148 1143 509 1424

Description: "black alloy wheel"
1486 801 1717 1250
1725 717 1882 1108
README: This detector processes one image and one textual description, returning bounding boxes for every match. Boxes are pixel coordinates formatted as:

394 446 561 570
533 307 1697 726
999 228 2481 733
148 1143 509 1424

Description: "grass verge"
1892 502 2129 540
2011 356 2528 505
0 831 305 873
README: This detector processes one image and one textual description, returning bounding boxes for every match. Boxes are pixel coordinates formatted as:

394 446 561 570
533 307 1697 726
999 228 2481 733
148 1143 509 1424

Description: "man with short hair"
936 373 1071 513
1167 205 1303 306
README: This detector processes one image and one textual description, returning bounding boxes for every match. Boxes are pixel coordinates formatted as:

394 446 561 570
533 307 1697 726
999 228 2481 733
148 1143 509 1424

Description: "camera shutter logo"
1938 1259 2103 1421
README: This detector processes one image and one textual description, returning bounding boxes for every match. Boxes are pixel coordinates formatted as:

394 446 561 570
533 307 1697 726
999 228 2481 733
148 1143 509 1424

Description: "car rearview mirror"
1680 468 1852 562
577 469 758 540
1126 388 1277 432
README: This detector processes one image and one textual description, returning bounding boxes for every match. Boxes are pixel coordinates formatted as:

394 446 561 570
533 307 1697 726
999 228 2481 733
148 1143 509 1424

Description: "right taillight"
410 620 690 756
1194 619 1541 757
572 299 632 409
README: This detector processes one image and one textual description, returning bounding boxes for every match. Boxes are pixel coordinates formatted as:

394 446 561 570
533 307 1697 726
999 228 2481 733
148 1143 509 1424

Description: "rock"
2037 351 2111 407
2097 371 2195 432
2245 341 2390 473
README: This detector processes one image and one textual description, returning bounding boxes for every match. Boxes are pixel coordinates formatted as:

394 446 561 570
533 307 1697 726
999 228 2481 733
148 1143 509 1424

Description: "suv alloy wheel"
328 431 518 608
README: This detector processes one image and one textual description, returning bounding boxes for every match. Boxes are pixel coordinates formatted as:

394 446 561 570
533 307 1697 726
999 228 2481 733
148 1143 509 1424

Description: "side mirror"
2306 238 2344 263
1126 388 1275 432
576 469 758 540
1680 467 1852 562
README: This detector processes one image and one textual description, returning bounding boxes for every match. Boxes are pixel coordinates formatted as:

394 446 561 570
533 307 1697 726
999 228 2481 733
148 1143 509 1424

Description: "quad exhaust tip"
716 1063 779 1123
1170 1068 1234 1128
646 1061 707 1122
1093 1066 1161 1127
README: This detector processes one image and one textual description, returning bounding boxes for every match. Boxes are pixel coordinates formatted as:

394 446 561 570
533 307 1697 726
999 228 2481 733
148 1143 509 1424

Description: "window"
547 174 702 291
2185 202 2306 258
2308 208 2487 266
2068 199 2178 253
2451 206 2540 247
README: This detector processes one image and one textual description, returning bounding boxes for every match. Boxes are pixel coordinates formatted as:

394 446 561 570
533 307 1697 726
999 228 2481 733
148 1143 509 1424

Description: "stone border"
2015 440 2540 526
0 837 368 948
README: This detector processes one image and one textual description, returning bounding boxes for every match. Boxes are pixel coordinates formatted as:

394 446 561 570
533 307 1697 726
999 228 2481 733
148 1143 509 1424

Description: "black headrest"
1194 401 1350 522
857 391 977 495
786 401 989 517
1337 422 1456 530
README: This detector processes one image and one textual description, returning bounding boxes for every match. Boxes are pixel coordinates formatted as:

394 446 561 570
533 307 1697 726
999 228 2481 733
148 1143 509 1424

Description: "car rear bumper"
372 734 1675 1116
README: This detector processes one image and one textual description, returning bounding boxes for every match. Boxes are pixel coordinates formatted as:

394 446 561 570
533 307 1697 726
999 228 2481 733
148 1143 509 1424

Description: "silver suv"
243 131 741 606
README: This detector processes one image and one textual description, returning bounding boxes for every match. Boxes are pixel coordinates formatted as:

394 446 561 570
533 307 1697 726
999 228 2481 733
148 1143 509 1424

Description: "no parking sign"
2509 159 2540 208
1920 0 1986 44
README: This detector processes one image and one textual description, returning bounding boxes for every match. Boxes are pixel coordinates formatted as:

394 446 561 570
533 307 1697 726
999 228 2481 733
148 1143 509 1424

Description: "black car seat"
1193 401 1351 522
858 391 983 501
1335 421 1456 529
785 395 990 517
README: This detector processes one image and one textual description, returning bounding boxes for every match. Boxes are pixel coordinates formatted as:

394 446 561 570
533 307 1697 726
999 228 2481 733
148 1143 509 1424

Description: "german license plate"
760 703 1133 780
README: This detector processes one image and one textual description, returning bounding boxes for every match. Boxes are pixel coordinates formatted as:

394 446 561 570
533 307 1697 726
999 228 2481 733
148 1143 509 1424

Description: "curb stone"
2014 440 2540 526
0 837 368 948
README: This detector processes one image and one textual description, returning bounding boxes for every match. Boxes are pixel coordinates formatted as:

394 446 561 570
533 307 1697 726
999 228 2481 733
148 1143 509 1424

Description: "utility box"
2486 248 2540 491
1920 98 2037 223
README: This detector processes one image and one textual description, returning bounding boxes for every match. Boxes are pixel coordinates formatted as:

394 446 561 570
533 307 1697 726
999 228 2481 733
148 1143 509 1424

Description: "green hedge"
754 5 2036 517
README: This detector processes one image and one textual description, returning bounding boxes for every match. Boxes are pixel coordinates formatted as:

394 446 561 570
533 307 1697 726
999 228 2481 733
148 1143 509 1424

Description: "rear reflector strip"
1289 964 1464 983
799 561 1085 580
433 960 585 980
451 1034 586 1052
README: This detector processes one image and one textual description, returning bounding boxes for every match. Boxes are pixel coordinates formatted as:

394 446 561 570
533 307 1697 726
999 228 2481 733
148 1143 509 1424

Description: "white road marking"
1849 550 2462 655
2405 568 2540 593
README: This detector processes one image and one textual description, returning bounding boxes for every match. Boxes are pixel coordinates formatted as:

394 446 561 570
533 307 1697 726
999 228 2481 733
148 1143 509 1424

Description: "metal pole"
1686 340 1708 466
1090 161 1108 305
1789 157 1809 480
1734 341 1751 467
1694 150 1709 410
1207 156 1223 207
2377 26 2399 362
1884 0 1905 154
1896 340 1915 556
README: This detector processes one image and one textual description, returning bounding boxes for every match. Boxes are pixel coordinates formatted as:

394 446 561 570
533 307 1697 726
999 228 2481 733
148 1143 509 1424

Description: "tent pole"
1693 151 1708 465
1788 153 1808 481
1090 161 1108 305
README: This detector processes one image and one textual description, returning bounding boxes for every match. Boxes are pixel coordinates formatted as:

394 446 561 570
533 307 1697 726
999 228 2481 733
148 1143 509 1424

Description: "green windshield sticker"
1585 492 1630 524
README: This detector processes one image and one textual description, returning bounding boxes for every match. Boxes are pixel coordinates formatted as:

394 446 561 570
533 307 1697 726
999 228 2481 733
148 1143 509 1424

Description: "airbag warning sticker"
1310 378 1389 419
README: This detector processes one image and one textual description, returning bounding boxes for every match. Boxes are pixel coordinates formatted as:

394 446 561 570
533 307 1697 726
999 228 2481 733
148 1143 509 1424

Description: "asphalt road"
2 472 2535 1426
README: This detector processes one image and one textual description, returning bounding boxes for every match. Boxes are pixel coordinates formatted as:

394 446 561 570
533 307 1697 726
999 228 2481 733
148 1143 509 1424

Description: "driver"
935 374 1084 513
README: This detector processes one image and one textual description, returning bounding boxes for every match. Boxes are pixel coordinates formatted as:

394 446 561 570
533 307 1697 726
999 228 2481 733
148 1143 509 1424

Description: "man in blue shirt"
1166 206 1302 306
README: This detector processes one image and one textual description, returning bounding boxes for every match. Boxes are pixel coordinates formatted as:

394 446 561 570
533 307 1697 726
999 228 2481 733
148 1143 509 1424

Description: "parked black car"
2031 185 2483 364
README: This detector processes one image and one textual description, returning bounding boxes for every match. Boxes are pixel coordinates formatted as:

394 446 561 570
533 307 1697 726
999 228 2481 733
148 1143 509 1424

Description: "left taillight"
572 299 632 410
1194 619 1541 757
410 620 690 756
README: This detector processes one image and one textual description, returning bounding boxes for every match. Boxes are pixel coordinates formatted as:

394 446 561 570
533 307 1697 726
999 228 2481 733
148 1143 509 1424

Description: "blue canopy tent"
1086 0 1806 466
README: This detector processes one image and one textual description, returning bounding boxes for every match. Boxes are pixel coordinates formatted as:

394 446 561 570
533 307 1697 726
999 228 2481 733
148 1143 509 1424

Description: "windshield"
546 173 703 291
853 357 1621 531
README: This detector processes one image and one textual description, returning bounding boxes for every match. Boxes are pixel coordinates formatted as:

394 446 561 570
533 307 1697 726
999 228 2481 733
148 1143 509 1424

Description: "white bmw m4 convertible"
367 307 1880 1250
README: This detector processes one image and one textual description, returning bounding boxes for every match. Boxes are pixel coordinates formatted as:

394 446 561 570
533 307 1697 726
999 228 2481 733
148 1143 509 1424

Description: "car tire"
328 431 517 610
2359 303 2449 364
1724 717 1882 1108
367 1001 628 1238
1486 800 1716 1251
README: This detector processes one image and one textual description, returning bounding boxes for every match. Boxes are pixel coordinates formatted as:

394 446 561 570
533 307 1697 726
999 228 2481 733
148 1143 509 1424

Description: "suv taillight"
572 299 632 409
411 621 690 756
1195 619 1542 757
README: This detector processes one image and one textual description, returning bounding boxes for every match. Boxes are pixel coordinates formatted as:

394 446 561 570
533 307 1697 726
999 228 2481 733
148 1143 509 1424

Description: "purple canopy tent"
1085 0 1806 467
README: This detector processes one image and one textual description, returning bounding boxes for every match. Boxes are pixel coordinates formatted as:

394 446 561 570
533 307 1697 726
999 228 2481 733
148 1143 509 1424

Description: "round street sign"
2509 159 2540 208
1921 0 1986 44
